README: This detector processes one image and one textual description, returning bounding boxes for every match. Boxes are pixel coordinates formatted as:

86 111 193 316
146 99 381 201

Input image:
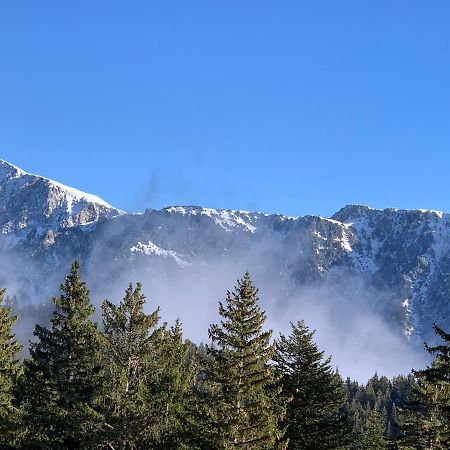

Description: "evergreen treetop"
357 408 386 450
205 272 287 450
19 260 105 448
0 289 22 445
101 282 163 449
400 324 450 449
274 320 349 449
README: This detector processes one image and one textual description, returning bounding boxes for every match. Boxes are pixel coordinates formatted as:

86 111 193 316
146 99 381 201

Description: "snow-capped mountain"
0 160 122 247
1 160 449 345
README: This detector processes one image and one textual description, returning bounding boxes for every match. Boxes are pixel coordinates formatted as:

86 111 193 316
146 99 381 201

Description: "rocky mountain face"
0 160 449 345
0 160 122 248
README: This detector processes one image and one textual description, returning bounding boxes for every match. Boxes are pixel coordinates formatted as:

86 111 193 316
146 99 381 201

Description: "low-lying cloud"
1 233 429 383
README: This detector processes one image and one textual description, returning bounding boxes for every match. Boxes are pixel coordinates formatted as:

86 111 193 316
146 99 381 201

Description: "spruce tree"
0 289 22 446
183 342 218 450
152 320 199 450
345 373 416 446
101 282 162 449
19 261 105 448
101 283 197 449
204 272 287 450
400 324 450 449
274 320 349 449
358 409 386 450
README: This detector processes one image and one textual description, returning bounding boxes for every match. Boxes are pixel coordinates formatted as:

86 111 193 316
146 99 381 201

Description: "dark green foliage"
18 261 105 448
400 324 450 449
101 283 197 449
345 374 414 446
203 272 287 449
274 320 350 449
345 372 415 447
101 282 163 449
0 262 447 448
182 342 217 450
0 290 22 445
151 321 199 450
357 409 386 449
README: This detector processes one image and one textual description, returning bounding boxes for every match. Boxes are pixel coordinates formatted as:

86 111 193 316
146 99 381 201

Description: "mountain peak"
0 159 123 237
0 159 116 209
1 160 450 351
332 204 447 223
331 204 376 222
0 159 26 182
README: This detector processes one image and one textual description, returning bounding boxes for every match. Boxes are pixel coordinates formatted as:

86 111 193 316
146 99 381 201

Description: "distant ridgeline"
1 160 450 345
0 262 448 448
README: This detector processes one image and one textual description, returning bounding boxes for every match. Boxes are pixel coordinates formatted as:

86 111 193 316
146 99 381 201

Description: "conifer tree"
101 282 162 449
0 289 22 445
274 320 349 449
357 409 386 450
101 283 197 449
152 320 199 450
400 324 450 449
183 342 217 450
203 272 287 450
19 261 105 448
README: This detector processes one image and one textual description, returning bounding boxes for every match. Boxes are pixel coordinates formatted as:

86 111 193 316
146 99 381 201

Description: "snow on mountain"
130 240 189 267
1 160 450 345
332 205 450 339
164 206 260 233
0 160 123 244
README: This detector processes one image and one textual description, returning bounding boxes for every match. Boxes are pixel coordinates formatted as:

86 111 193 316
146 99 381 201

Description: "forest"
0 261 448 449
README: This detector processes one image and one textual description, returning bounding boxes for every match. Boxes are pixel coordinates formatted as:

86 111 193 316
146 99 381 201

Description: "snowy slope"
1 160 450 344
0 160 123 245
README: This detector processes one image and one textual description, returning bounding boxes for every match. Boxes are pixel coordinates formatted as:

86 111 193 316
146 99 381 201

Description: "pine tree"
0 289 22 446
344 373 416 446
101 283 197 449
358 409 386 450
183 342 217 450
19 261 105 448
400 324 450 449
203 272 287 450
274 320 350 449
152 320 199 450
101 282 162 449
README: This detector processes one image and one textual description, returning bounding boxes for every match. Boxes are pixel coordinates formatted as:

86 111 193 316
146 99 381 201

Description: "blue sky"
1 1 450 216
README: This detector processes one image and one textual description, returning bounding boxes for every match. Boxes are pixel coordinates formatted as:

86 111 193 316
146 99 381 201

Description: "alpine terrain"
1 159 449 346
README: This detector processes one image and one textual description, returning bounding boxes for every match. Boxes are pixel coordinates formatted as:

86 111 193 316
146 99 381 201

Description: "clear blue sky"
1 1 450 216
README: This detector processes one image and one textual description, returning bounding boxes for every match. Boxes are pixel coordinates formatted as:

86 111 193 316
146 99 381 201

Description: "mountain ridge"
2 158 447 224
0 159 449 349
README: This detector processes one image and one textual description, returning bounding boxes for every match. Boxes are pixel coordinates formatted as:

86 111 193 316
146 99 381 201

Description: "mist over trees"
0 262 449 449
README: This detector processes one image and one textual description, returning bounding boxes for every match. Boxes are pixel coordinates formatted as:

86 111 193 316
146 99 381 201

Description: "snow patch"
48 179 114 209
130 241 188 267
401 299 414 338
164 206 258 233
